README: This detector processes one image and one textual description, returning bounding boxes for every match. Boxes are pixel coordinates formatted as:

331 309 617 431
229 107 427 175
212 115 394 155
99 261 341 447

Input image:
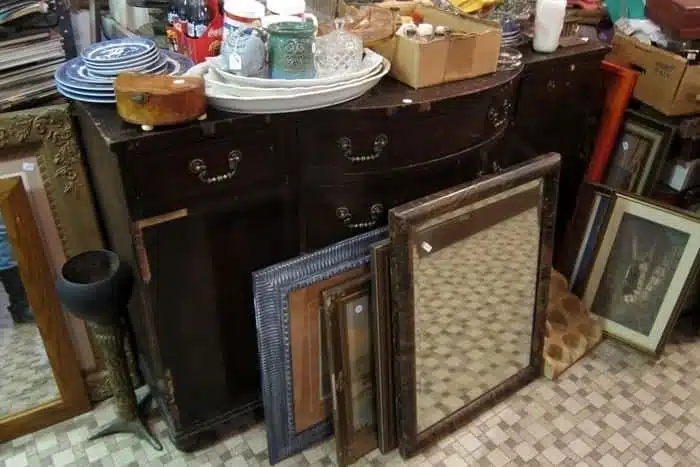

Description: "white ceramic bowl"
207 48 384 88
206 58 390 113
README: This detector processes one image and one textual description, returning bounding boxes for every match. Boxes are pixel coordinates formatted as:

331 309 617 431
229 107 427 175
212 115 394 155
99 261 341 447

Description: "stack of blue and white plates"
54 37 194 104
500 16 525 47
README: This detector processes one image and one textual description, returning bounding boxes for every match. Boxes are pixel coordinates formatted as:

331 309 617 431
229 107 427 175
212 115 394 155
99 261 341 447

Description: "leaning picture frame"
0 105 107 402
582 193 700 357
370 239 396 454
565 182 615 297
390 154 560 458
322 273 377 467
253 227 387 465
603 109 675 196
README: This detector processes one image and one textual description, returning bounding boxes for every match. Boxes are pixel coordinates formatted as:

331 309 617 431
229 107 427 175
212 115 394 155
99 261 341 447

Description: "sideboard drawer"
126 133 286 218
301 149 483 250
299 81 517 175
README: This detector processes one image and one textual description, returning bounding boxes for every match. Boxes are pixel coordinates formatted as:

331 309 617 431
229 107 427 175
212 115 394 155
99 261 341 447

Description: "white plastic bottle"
533 0 567 53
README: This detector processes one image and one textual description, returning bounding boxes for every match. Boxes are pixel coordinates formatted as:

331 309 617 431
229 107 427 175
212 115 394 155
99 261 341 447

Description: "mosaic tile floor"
0 287 58 418
3 319 700 467
414 204 538 431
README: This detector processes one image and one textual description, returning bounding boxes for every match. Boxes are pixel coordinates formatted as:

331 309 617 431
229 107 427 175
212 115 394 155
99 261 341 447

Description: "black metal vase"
56 250 162 450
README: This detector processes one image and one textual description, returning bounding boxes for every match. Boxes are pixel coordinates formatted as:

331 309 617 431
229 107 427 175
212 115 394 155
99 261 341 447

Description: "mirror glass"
412 180 542 432
0 171 60 420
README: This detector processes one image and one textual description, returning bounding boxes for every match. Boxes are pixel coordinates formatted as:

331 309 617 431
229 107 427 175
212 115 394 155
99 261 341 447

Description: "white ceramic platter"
205 62 385 98
206 58 390 114
206 49 385 89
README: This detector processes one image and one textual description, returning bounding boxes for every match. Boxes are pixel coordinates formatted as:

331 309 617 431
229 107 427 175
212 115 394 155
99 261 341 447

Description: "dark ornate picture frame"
322 273 377 467
253 227 387 465
370 239 396 453
389 154 561 458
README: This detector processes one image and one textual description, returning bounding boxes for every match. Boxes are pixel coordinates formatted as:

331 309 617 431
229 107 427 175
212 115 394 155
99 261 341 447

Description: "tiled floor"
3 317 700 466
0 287 58 418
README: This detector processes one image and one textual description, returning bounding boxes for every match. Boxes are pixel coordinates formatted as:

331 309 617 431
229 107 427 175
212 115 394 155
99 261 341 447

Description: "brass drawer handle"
487 98 513 131
336 203 384 230
337 134 388 162
189 150 242 184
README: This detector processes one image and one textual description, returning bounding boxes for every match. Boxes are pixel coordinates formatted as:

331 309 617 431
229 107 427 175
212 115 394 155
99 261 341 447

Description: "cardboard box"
607 33 700 116
372 5 501 89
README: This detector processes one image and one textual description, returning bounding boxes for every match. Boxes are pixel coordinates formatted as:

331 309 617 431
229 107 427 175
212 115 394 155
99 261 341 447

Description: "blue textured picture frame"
253 228 388 464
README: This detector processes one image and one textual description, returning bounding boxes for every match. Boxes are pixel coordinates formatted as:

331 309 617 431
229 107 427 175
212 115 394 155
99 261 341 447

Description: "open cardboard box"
371 4 501 88
607 33 700 116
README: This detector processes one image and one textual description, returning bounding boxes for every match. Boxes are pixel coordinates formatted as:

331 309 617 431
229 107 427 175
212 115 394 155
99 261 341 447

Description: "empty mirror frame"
0 177 90 442
389 153 560 457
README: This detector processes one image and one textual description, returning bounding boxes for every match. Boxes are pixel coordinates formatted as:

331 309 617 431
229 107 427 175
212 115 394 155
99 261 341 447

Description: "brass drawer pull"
189 150 242 184
337 134 388 162
487 98 513 131
336 203 384 229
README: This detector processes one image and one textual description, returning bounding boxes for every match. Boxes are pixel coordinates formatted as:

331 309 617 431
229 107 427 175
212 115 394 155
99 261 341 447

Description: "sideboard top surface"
75 36 608 153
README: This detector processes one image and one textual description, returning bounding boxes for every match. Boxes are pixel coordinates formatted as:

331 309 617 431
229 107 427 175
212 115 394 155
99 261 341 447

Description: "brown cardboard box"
372 5 501 89
607 33 700 116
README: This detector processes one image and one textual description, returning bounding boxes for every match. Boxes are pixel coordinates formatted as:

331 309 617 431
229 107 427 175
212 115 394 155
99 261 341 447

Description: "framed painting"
390 153 560 458
582 193 700 356
603 109 675 196
370 239 396 454
253 227 387 465
586 60 638 183
322 273 377 467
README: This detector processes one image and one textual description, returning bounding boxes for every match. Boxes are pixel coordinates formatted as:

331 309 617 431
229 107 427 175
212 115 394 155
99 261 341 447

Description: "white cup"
264 0 318 27
223 0 265 41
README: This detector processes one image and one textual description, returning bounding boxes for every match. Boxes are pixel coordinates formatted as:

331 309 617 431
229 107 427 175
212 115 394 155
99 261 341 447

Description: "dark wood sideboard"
74 38 608 451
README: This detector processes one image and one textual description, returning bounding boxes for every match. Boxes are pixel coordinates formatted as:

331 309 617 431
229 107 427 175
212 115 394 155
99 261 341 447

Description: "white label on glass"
228 54 242 71
354 304 363 314
22 162 35 171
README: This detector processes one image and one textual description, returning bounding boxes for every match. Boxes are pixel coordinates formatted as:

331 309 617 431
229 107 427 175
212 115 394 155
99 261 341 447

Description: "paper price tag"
228 54 242 71
22 162 35 172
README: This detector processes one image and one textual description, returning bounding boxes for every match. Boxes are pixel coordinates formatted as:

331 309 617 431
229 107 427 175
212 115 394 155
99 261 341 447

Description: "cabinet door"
138 193 298 432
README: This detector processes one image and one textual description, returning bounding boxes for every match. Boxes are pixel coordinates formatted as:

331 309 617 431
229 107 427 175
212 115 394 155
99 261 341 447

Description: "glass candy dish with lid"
314 19 364 78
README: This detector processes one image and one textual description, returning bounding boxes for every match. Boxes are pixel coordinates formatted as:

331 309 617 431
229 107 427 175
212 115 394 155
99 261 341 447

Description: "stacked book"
0 1 65 112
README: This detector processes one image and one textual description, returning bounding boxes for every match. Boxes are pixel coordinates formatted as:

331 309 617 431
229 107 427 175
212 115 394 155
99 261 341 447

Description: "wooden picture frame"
323 273 377 467
582 193 700 357
603 109 675 196
253 227 387 465
0 177 91 442
370 239 396 454
0 104 108 401
586 60 638 183
389 154 560 458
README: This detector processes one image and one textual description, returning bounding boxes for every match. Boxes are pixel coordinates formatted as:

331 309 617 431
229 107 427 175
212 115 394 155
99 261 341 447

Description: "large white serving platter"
205 61 385 98
206 58 390 114
201 49 384 89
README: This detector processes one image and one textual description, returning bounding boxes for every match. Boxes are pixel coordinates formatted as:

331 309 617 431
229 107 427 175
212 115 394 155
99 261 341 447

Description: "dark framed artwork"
322 273 377 467
603 109 675 196
566 182 614 297
582 193 700 357
253 227 387 465
390 153 560 458
370 239 396 453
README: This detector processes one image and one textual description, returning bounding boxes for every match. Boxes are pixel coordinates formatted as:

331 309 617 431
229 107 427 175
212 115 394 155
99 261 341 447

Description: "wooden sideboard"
74 38 607 451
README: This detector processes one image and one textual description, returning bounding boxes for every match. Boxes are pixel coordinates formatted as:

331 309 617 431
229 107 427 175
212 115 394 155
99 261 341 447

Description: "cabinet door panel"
142 194 298 430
